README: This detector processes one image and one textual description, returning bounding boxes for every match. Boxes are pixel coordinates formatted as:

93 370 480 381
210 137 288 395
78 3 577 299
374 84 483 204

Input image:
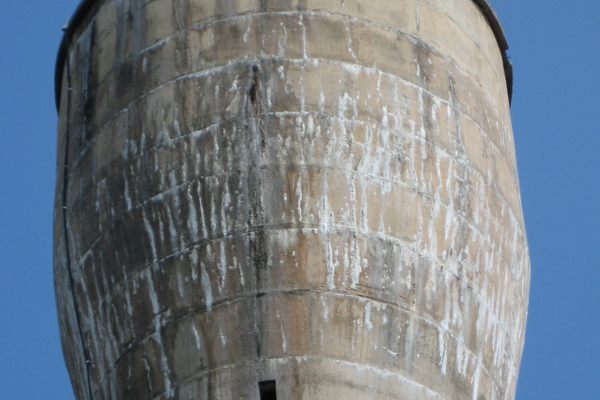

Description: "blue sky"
0 1 598 398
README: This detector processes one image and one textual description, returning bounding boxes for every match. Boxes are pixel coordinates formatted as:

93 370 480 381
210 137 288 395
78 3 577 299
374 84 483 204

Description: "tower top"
54 0 512 110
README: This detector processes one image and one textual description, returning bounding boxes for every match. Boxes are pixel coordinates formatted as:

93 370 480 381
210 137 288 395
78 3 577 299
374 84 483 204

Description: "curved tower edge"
53 0 513 111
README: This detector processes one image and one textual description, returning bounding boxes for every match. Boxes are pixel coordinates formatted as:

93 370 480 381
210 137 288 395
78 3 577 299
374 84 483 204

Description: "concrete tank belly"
54 0 530 399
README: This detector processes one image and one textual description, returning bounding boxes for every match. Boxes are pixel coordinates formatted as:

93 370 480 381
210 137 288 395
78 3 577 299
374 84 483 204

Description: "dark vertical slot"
259 380 277 400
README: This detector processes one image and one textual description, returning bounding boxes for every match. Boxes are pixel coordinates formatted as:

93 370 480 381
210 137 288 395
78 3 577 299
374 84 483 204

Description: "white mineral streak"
145 269 174 398
191 324 203 351
321 295 329 323
364 302 373 332
241 16 252 43
294 172 303 219
143 209 158 261
190 248 199 281
195 184 209 238
278 65 286 81
299 14 308 61
345 24 358 62
209 194 218 233
356 253 368 291
80 273 106 376
221 183 230 234
176 266 185 299
123 175 133 211
404 314 416 369
278 22 288 57
456 343 470 376
318 170 336 290
472 354 483 400
123 269 134 317
218 240 227 290
439 309 449 376
277 311 288 352
157 213 166 252
166 204 179 252
236 255 245 287
186 187 200 241
143 358 153 394
380 106 393 192
200 260 213 311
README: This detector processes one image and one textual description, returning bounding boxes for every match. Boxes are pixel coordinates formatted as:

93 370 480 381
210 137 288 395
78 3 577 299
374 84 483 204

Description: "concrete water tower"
54 0 530 399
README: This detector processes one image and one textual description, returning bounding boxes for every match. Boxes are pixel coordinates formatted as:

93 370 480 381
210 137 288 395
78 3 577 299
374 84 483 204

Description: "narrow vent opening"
259 380 277 400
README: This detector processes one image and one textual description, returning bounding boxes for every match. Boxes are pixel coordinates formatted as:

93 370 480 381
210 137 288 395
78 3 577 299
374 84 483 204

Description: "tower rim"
53 0 513 111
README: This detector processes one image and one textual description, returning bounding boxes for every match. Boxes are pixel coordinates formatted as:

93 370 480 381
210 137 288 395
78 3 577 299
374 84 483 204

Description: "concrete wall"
54 0 530 399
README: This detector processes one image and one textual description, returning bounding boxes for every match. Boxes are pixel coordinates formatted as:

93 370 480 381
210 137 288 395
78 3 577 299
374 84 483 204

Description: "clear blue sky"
0 1 597 398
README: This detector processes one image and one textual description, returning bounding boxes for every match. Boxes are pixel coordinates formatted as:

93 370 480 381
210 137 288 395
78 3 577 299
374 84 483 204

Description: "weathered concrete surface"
54 0 530 399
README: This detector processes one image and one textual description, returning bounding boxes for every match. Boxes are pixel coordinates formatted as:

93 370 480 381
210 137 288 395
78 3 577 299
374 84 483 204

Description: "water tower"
54 0 530 398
